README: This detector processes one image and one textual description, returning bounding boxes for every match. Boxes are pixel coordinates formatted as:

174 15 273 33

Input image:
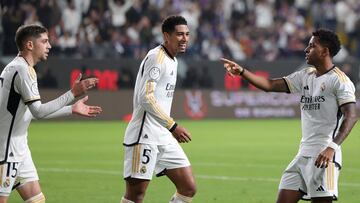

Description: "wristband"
328 141 339 151
239 67 245 75
169 122 178 132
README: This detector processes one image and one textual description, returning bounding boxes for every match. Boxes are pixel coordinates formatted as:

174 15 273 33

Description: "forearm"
28 90 75 119
242 69 272 91
142 94 176 130
141 81 176 131
242 69 287 92
333 103 358 145
42 106 72 119
333 115 357 145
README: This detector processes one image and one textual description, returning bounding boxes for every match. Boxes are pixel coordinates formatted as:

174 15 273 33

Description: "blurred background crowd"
1 0 360 62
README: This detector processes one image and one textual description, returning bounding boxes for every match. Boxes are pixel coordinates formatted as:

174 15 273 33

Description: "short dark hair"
312 28 341 57
161 15 187 34
15 24 48 51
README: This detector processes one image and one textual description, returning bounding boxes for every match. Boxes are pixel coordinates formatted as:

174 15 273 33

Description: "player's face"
166 24 190 56
304 36 326 66
32 33 51 62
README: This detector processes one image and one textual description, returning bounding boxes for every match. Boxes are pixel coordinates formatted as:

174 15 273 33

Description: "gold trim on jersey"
132 144 141 174
306 67 316 74
338 98 356 106
283 77 294 93
333 67 347 83
24 97 41 103
0 164 3 185
145 80 175 129
326 163 335 190
156 49 165 64
28 66 37 80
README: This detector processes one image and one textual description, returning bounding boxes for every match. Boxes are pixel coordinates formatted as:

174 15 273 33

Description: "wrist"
328 141 339 151
239 67 245 75
169 122 178 132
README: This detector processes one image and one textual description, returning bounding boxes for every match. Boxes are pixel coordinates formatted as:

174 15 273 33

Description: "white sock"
120 197 135 203
169 192 193 203
25 192 46 203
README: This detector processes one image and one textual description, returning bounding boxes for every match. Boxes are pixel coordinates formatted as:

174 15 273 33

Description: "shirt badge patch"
320 82 326 91
149 67 160 80
31 82 40 96
140 166 147 174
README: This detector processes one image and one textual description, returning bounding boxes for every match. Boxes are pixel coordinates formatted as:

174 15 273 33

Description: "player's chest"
302 76 333 97
161 63 177 81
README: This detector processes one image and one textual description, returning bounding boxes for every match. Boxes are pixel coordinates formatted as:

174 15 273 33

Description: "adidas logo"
304 85 309 90
316 185 325 192
143 134 148 139
9 152 14 157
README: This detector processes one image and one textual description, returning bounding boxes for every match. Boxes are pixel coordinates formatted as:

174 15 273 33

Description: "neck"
18 51 36 66
315 58 333 75
162 43 175 58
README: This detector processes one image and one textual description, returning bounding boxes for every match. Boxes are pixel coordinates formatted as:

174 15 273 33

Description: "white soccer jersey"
0 56 40 163
284 66 356 167
124 45 178 146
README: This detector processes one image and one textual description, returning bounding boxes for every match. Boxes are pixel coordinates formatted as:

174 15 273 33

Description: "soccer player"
0 24 102 203
221 28 357 203
120 16 196 203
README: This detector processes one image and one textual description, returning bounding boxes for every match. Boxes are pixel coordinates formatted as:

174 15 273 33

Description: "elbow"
31 112 45 120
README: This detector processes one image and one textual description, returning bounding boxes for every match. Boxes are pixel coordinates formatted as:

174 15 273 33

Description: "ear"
322 47 330 57
25 40 34 51
163 32 170 43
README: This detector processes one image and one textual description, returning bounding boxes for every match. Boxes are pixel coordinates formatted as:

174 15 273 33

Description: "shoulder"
330 67 351 84
304 67 316 75
146 46 167 66
4 57 27 74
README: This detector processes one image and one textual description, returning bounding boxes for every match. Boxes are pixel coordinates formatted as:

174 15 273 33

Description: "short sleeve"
283 68 309 93
15 66 40 104
334 76 356 106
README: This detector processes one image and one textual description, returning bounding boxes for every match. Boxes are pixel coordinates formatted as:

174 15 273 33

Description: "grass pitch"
9 119 360 203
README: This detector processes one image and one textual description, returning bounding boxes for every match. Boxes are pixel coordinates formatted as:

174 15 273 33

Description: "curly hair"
161 15 187 34
312 28 341 57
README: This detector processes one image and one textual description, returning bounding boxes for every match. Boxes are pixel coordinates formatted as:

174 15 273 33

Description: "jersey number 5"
142 149 151 164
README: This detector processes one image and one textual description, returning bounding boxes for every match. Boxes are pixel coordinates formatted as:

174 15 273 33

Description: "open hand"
72 96 102 117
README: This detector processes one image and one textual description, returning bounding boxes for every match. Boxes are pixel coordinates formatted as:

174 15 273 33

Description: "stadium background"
1 0 360 202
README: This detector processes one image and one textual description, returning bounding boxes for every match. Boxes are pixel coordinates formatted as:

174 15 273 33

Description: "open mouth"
179 44 186 48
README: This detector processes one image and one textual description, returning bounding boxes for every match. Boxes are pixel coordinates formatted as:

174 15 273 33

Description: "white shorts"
279 156 339 200
0 153 39 196
123 139 190 180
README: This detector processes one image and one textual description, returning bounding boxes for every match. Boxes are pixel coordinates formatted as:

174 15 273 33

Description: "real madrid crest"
320 82 326 91
140 166 147 174
3 177 10 188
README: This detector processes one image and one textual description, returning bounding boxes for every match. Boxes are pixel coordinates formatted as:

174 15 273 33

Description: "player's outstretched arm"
72 96 102 117
171 124 191 143
220 57 288 92
71 73 99 97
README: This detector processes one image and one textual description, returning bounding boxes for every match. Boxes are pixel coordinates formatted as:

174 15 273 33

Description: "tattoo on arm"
269 79 288 92
333 103 357 145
